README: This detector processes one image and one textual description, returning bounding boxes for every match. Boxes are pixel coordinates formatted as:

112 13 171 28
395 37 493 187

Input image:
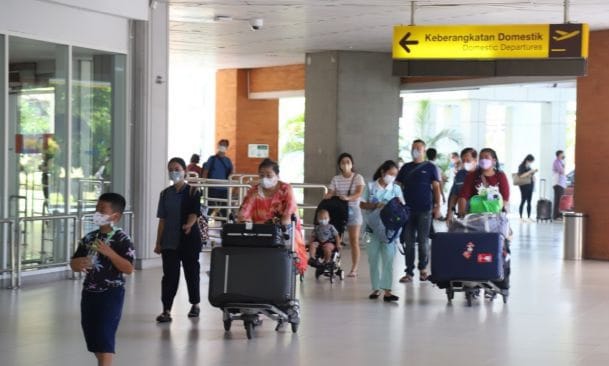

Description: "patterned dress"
239 182 307 273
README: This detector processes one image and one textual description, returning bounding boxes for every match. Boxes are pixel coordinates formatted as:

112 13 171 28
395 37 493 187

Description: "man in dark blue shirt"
202 139 234 217
396 139 441 283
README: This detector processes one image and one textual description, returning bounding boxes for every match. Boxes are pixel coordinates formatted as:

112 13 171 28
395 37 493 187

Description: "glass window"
72 48 126 233
8 37 69 267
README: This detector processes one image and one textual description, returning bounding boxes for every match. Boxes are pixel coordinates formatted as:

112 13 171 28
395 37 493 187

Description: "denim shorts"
347 206 363 226
81 287 125 353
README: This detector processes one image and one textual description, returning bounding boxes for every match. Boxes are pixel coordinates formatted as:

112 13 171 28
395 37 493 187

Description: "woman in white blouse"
326 153 365 277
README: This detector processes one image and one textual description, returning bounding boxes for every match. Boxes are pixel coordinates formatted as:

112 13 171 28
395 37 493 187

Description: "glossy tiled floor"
3 219 609 366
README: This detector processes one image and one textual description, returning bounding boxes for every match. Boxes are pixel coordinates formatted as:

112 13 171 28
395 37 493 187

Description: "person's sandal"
156 311 172 323
383 294 399 302
399 275 413 283
347 270 357 278
188 305 200 318
420 271 429 281
369 291 381 299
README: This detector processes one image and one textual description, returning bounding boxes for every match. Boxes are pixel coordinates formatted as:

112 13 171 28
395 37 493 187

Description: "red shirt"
459 170 510 202
187 163 202 177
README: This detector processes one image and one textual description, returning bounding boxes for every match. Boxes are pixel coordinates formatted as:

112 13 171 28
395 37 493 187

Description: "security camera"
249 18 263 31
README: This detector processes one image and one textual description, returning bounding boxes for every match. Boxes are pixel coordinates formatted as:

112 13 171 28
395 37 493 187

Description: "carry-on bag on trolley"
431 232 504 282
431 231 509 306
536 178 553 222
209 219 300 339
221 223 284 247
208 246 295 306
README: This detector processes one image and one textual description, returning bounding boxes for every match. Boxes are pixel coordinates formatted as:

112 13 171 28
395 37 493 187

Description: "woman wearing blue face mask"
154 157 203 323
360 160 404 302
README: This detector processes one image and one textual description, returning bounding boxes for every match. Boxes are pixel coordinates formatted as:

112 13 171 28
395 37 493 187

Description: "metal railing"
3 210 135 289
186 178 252 222
291 183 328 231
0 219 14 276
13 214 79 288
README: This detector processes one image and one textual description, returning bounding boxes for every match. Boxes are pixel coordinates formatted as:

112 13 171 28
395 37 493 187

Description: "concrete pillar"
304 51 401 185
131 3 169 268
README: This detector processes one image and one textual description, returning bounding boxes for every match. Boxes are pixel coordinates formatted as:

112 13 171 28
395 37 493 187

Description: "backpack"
380 197 410 243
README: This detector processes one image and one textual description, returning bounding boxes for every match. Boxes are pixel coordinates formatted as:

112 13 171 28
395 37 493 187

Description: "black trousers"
161 243 201 311
519 184 533 218
553 185 565 219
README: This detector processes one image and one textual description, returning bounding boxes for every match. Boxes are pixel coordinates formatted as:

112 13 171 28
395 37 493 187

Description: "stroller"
307 197 349 282
208 216 300 339
430 213 511 306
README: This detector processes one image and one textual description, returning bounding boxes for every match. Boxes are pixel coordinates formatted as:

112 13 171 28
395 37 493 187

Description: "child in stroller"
307 209 344 282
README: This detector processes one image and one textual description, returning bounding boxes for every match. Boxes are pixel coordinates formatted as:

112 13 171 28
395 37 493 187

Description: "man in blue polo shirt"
396 139 441 283
202 139 233 218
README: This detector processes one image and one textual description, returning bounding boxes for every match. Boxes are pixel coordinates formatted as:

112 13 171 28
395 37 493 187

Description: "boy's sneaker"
156 311 172 323
188 305 200 318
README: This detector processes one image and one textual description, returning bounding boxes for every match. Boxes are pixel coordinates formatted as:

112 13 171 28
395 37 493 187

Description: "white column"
132 3 169 268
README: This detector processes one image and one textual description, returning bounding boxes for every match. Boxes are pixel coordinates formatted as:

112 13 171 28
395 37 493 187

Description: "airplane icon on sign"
553 29 581 41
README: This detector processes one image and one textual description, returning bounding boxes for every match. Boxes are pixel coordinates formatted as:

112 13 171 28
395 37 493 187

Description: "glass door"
8 37 69 268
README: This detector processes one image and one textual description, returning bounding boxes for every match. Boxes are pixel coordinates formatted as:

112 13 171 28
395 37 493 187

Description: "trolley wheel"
466 292 473 307
245 322 254 339
291 322 299 333
315 268 323 279
223 319 232 331
502 294 508 304
275 321 284 332
338 269 345 280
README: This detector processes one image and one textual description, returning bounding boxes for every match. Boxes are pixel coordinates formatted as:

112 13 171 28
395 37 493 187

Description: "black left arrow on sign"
399 32 419 53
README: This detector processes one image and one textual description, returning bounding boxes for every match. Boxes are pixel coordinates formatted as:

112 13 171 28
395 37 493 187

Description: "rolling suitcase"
536 178 552 222
221 223 284 247
208 246 295 307
431 232 504 282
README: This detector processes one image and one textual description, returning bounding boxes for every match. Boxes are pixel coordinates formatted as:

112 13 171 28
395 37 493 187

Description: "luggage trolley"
208 216 301 339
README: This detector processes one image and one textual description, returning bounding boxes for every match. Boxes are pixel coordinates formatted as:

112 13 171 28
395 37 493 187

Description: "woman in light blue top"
360 160 403 302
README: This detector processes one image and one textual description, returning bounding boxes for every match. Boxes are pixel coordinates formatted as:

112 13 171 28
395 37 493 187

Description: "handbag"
512 172 532 186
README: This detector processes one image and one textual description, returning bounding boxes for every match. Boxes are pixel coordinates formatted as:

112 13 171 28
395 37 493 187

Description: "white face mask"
261 176 278 189
218 145 227 153
411 149 422 160
464 162 477 171
479 159 493 170
340 163 352 173
169 171 184 183
383 174 396 185
92 212 113 226
318 219 329 225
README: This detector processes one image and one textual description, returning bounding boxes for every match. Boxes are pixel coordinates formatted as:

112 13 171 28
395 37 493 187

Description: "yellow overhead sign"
393 24 589 60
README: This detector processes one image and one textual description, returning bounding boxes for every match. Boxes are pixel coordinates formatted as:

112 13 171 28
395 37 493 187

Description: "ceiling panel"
168 0 609 68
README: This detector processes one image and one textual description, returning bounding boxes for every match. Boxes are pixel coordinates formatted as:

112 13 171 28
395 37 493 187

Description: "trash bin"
563 212 586 260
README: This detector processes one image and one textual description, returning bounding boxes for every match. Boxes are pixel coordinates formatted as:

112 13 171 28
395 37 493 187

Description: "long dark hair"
372 160 398 181
337 152 355 173
520 154 535 167
479 148 501 171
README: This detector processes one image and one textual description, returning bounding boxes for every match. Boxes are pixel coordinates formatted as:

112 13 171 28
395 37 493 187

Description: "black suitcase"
208 246 295 307
221 223 284 247
536 179 552 222
431 232 504 282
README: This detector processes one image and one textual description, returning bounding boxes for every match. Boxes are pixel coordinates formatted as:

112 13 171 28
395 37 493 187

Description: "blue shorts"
81 287 125 353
